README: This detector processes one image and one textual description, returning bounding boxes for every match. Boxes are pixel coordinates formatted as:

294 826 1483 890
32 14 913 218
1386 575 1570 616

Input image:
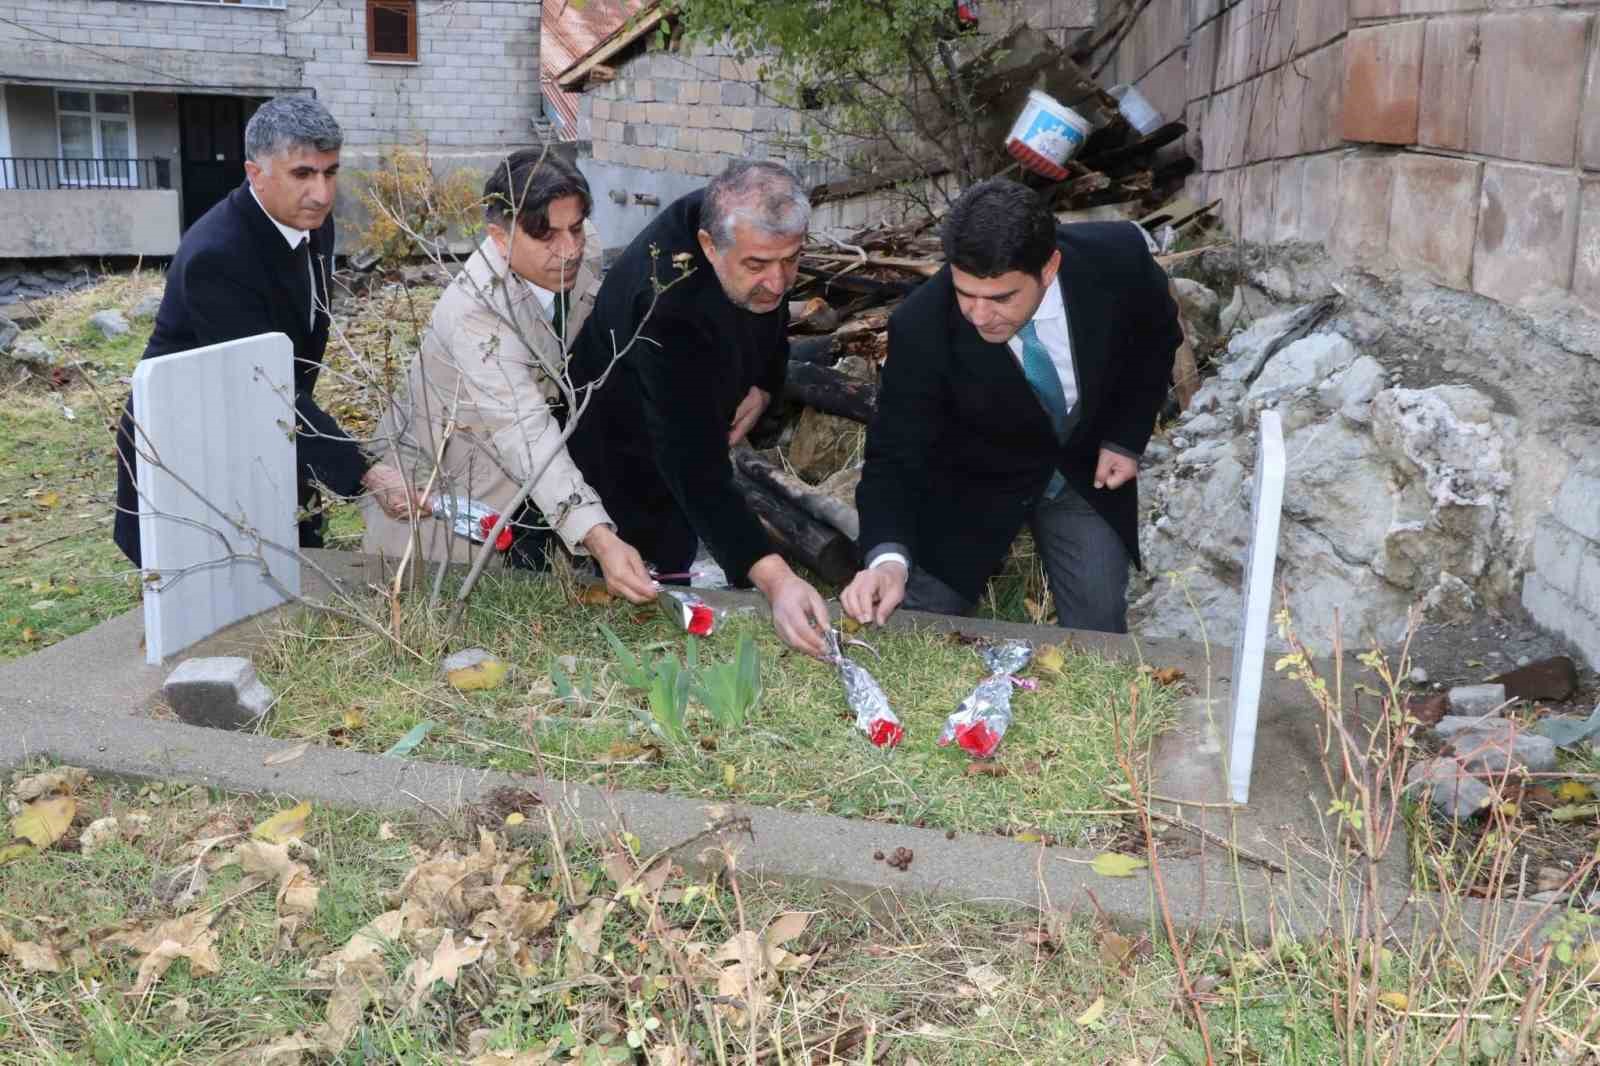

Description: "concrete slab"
1417 16 1478 152
1272 158 1304 243
1329 151 1395 266
1294 0 1347 57
1472 163 1580 307
1340 21 1425 145
1242 162 1277 244
1298 151 1343 245
1468 11 1590 168
1299 41 1346 154
1389 154 1482 291
1575 180 1600 318
1584 30 1600 172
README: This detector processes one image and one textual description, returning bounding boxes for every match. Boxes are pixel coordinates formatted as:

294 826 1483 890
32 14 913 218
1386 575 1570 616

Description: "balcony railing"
0 157 173 191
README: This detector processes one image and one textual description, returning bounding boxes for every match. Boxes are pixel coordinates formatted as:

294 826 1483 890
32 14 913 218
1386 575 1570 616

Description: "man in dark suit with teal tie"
843 178 1181 633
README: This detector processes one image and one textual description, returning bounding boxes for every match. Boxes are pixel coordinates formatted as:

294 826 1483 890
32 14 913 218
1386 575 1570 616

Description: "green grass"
254 573 1177 846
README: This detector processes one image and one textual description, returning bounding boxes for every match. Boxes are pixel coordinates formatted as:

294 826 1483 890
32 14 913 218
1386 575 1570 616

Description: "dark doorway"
178 95 263 231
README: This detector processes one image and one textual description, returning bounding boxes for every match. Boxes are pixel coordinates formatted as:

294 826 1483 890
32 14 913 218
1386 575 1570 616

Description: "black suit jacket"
856 221 1181 603
113 182 367 566
566 189 788 580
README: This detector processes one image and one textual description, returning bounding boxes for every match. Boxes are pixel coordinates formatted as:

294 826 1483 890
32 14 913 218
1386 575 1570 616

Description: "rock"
1487 656 1578 703
1434 715 1503 738
1533 703 1600 749
1172 278 1220 339
1315 356 1386 422
1421 571 1478 622
788 407 864 483
163 656 275 731
17 272 48 288
1409 667 1429 684
1177 440 1228 466
1181 412 1224 437
1448 683 1508 716
442 648 509 691
0 276 18 297
129 293 163 321
1142 440 1172 463
1218 286 1246 335
1217 300 1335 384
835 355 874 382
1247 333 1359 407
4 335 58 370
0 315 15 354
817 464 862 506
1405 692 1449 725
1446 722 1557 775
88 309 130 338
1405 757 1493 821
1188 377 1245 415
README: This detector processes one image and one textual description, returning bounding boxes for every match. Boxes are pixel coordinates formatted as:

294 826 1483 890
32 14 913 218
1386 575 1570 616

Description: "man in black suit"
114 95 420 566
842 179 1181 634
567 160 830 656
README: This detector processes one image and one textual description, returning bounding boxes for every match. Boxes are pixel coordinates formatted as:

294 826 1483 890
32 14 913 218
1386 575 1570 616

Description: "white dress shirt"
249 184 316 330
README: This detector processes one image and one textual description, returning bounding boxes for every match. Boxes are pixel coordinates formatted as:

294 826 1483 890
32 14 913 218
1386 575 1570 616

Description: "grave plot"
245 574 1184 848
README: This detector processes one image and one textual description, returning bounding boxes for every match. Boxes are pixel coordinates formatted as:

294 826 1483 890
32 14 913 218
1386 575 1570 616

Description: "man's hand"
582 524 658 604
1093 447 1138 490
362 464 427 521
841 562 907 626
749 554 829 658
727 386 771 447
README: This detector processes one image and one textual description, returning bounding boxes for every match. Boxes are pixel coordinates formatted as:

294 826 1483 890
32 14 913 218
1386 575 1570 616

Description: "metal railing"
0 157 172 191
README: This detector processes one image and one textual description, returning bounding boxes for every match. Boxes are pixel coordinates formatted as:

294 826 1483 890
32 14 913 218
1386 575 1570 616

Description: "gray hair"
244 95 343 163
702 159 810 249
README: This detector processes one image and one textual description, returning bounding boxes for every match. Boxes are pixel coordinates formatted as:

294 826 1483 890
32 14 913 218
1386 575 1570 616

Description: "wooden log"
733 448 861 541
790 334 841 367
795 267 918 299
785 361 878 424
732 471 858 586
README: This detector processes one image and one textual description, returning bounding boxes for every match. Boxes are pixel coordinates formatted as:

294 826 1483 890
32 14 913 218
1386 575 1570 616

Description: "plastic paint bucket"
1004 89 1092 181
1110 83 1163 136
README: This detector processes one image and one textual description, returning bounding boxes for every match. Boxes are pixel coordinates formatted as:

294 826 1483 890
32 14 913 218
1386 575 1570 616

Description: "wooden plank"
556 6 666 89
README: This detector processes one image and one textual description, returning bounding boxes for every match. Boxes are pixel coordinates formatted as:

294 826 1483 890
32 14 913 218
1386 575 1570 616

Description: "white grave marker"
1225 409 1286 804
132 332 300 663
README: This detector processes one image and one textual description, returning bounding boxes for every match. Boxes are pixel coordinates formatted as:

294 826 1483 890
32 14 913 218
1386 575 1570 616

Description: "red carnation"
478 513 513 552
954 720 999 758
868 718 904 749
687 604 715 635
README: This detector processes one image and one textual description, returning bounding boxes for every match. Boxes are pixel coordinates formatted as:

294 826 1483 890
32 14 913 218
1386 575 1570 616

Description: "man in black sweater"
567 160 829 656
114 95 421 566
842 179 1181 634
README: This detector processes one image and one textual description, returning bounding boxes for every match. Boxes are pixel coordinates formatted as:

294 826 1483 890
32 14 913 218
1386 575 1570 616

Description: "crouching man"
363 149 656 603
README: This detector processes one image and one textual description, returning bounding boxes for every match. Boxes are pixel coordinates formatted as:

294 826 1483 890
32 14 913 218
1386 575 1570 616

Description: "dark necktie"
550 289 569 340
295 236 314 330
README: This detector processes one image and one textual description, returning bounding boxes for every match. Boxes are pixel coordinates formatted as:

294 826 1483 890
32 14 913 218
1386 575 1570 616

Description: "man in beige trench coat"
363 150 656 603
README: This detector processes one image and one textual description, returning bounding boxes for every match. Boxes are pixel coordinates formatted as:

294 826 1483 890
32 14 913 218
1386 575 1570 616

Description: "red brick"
1273 158 1304 242
1572 181 1600 317
1472 163 1580 306
1468 12 1590 167
1330 152 1395 265
1299 152 1342 245
1294 0 1346 57
1242 162 1277 244
1388 154 1482 290
1299 41 1344 153
1416 17 1477 152
1187 18 1220 103
1340 22 1424 145
1585 31 1600 171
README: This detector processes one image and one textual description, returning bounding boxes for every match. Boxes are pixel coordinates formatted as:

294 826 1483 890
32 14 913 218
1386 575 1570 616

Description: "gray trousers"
903 482 1131 633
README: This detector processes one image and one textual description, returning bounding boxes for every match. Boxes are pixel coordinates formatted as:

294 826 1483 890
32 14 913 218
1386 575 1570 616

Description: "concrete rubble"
162 656 275 731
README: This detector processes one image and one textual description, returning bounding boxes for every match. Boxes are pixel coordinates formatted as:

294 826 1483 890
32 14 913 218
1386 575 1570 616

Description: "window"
56 90 138 186
367 0 418 62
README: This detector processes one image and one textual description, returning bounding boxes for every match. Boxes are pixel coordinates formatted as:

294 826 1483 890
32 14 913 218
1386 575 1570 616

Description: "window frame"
55 89 140 188
366 0 419 63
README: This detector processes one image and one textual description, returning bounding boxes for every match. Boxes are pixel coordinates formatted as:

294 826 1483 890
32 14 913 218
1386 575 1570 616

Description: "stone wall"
1524 466 1600 668
575 0 1099 250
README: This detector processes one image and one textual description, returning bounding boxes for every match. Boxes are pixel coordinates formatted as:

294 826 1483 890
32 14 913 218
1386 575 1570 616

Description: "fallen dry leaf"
252 800 312 844
575 584 614 607
102 911 221 996
1150 666 1186 686
263 742 310 767
1556 781 1595 804
1378 991 1409 1012
404 930 484 1012
1090 852 1147 878
377 822 396 841
1098 929 1136 967
1034 644 1065 676
0 926 65 973
238 841 321 942
79 816 122 855
965 760 1007 778
1074 995 1107 1026
12 795 75 849
469 1045 559 1065
964 961 1004 996
448 657 509 692
11 766 90 801
0 842 34 865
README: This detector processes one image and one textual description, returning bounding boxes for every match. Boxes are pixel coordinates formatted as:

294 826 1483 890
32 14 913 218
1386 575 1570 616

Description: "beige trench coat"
362 229 610 566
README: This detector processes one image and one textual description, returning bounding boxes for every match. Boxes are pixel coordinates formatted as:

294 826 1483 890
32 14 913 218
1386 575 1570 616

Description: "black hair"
483 149 592 240
940 178 1057 278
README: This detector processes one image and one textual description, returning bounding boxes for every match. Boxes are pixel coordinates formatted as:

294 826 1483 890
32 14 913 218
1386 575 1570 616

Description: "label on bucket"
1015 108 1085 161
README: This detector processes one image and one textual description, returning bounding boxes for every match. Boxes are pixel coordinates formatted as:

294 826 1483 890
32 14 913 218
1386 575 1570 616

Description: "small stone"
163 656 274 731
1406 757 1493 822
87 309 129 338
0 316 16 354
1182 413 1223 437
1447 683 1508 716
5 335 58 369
1444 721 1558 775
1516 656 1531 667
442 648 509 691
129 293 163 321
1487 656 1578 703
1170 435 1191 450
1409 667 1428 685
873 850 884 861
1218 286 1246 335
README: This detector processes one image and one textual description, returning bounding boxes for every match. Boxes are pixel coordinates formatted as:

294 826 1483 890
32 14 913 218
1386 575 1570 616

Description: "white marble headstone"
1225 410 1286 804
131 332 300 664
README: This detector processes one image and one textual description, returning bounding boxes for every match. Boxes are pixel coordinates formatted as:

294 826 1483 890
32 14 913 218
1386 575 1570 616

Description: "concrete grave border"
0 551 1557 953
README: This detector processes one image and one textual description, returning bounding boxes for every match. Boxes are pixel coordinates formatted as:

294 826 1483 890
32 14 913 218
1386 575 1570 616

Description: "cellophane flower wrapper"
825 629 904 748
657 589 717 636
430 494 512 552
939 641 1033 758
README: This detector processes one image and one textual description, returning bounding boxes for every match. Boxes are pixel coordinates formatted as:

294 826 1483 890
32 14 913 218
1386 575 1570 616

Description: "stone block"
1300 41 1345 153
1272 157 1303 242
1245 67 1279 164
1138 49 1186 128
1274 58 1306 158
1554 468 1600 543
1340 21 1424 145
1523 573 1600 671
1471 163 1579 306
1469 11 1590 167
1576 182 1600 318
1447 683 1508 717
1416 16 1476 152
1329 152 1394 265
1266 0 1298 70
1388 154 1482 290
1584 31 1600 171
1406 757 1492 822
1295 0 1346 56
1187 18 1219 103
1241 163 1276 244
164 656 274 731
1532 517 1585 597
1298 152 1341 244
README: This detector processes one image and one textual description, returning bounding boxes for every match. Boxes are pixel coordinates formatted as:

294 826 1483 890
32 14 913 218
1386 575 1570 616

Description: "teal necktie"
1016 320 1069 499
